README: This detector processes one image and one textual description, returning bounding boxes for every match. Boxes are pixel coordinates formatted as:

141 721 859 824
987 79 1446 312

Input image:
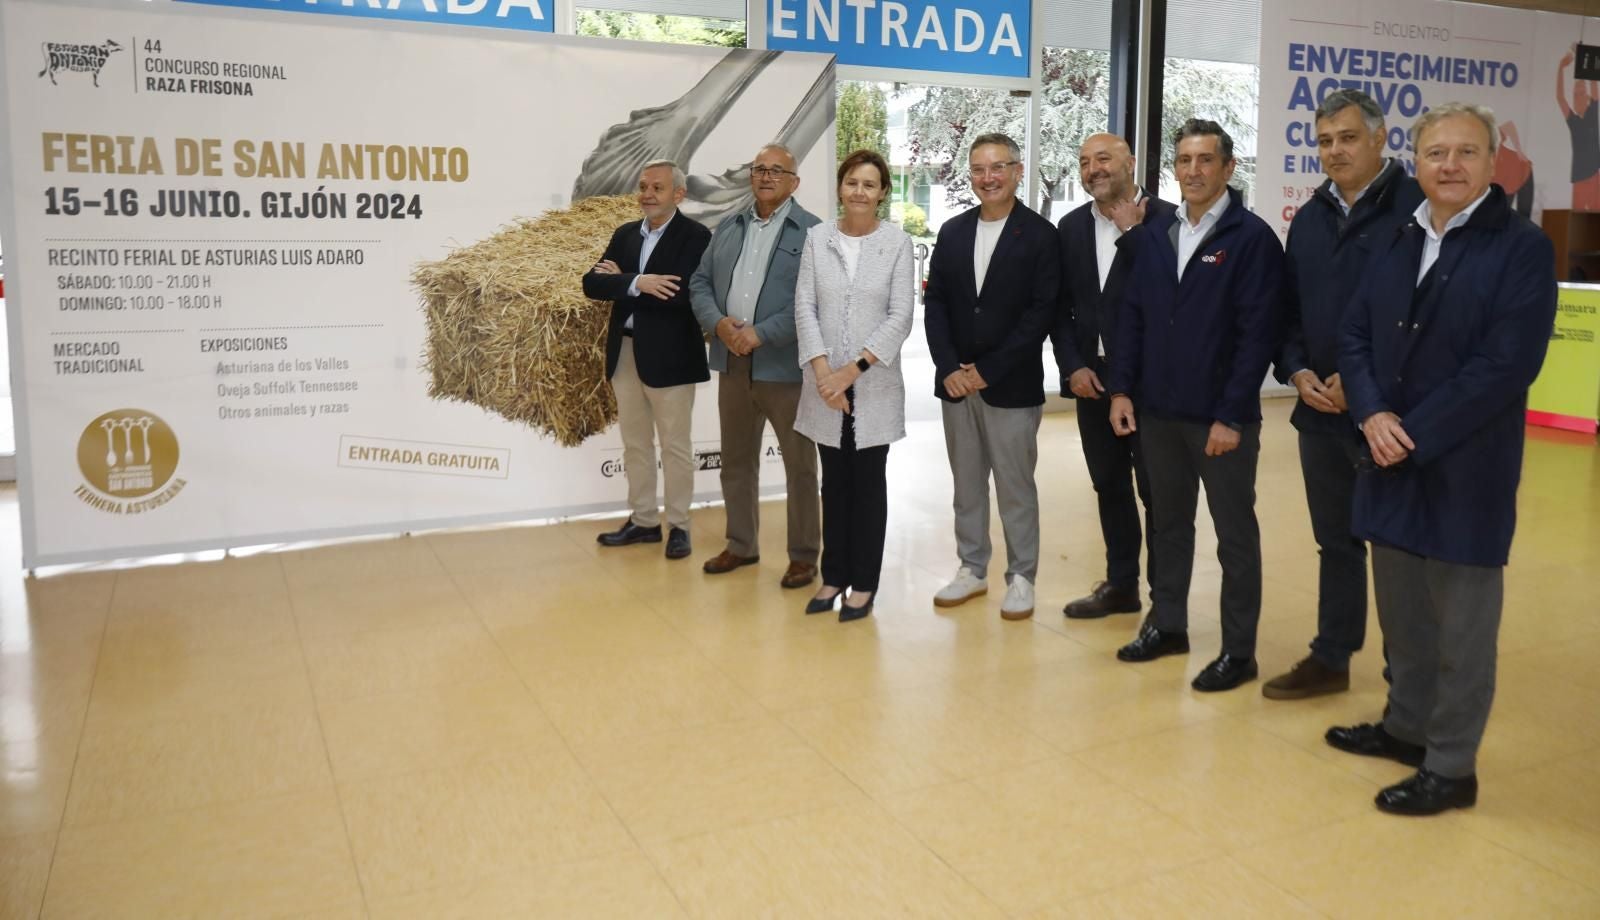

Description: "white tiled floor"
1 399 1597 918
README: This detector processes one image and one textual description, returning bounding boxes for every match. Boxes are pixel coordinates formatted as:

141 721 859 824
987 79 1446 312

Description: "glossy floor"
2 399 1598 918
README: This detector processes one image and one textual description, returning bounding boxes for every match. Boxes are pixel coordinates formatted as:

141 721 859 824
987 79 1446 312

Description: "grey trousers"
1372 544 1504 778
1142 414 1262 658
611 343 696 529
941 397 1042 582
717 354 820 564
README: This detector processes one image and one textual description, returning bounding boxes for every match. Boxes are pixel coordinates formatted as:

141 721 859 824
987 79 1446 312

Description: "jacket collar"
1313 158 1405 217
1156 186 1246 238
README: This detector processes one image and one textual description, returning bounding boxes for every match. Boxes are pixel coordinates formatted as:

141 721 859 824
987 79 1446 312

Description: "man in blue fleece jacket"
1106 119 1284 693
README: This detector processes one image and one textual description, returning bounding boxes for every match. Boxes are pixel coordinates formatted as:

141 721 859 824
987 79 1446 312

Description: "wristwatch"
855 357 871 373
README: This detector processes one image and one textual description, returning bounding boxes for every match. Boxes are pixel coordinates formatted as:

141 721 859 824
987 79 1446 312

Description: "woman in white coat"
793 149 916 622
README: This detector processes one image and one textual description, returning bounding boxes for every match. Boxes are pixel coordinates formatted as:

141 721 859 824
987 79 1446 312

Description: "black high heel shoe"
806 588 843 615
839 592 875 622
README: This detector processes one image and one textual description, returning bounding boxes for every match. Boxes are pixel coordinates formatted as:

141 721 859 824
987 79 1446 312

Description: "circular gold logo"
76 409 179 498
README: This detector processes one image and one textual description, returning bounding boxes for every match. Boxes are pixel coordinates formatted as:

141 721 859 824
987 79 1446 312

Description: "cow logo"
74 409 187 514
38 39 123 87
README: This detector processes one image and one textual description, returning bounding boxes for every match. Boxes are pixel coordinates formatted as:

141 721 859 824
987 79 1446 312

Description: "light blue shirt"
624 213 675 329
726 197 794 324
1177 190 1231 280
1414 188 1491 286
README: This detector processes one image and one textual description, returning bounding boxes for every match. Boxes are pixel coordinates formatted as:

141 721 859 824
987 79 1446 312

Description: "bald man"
1051 134 1176 619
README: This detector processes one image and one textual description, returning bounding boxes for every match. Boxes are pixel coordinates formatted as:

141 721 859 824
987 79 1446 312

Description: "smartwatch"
855 357 871 373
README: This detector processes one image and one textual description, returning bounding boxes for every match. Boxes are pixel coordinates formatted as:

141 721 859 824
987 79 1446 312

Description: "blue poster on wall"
173 0 554 33
765 0 1030 78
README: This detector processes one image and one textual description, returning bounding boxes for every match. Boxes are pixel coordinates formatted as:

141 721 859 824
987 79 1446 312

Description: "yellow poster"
1528 283 1600 431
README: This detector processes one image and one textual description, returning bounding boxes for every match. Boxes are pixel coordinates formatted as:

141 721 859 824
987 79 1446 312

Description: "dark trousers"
1372 544 1503 777
1076 376 1155 588
1143 414 1262 658
819 393 889 593
1298 428 1370 669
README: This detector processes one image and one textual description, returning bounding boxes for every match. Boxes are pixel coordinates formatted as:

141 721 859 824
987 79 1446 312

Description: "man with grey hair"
925 132 1060 620
585 159 713 559
690 144 823 588
1329 102 1556 815
1264 89 1423 700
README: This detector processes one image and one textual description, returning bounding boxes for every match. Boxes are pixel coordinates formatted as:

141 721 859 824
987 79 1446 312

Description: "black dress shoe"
839 594 874 623
1376 768 1478 816
1324 722 1426 767
597 520 662 547
806 589 842 615
1063 581 1142 619
665 527 692 560
1191 653 1259 692
1116 622 1190 662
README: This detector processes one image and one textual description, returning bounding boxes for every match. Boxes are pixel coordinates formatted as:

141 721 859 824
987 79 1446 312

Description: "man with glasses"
1106 119 1283 692
925 133 1061 620
690 144 823 589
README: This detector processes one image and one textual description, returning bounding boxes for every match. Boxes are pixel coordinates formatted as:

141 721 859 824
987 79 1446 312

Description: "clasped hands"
715 317 762 356
814 361 860 413
1291 369 1348 414
942 363 988 399
1361 411 1414 467
591 259 681 301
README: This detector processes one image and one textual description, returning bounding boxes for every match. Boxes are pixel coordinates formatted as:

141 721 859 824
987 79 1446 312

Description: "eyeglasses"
969 161 1019 178
750 165 796 179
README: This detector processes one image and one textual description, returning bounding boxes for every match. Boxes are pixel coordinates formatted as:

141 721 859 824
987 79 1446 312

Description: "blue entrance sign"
765 0 1030 78
173 0 554 34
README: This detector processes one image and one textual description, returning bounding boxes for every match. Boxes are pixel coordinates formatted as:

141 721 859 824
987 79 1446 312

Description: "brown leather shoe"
1063 581 1142 619
1262 655 1350 700
780 561 817 589
702 550 759 575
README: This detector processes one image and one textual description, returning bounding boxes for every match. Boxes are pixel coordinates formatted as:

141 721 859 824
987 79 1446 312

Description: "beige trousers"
716 353 820 563
612 342 696 529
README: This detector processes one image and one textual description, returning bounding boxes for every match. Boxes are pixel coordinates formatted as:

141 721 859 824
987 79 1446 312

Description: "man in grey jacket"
690 144 823 589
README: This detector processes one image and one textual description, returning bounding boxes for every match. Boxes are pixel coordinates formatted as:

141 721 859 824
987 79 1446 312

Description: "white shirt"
836 229 862 281
1177 191 1231 280
624 213 674 328
974 215 1006 292
1414 187 1491 286
1089 190 1144 355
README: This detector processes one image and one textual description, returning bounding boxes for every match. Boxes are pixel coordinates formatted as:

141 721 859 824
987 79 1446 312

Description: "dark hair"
837 148 892 201
1173 118 1235 162
1315 89 1384 133
969 132 1022 161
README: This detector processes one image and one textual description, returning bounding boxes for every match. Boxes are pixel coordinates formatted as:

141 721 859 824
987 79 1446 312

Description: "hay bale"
413 195 640 447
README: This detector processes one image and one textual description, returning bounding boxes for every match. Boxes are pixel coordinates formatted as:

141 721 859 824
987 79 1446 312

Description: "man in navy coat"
583 159 712 561
1106 119 1284 692
1328 103 1556 816
1266 89 1424 700
1052 133 1176 620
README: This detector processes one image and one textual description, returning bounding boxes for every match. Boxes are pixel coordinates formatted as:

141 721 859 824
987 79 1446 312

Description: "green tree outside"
575 10 746 48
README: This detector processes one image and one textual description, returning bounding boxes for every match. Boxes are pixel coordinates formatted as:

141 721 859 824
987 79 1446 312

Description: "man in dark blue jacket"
584 159 712 560
1106 119 1284 692
1328 104 1556 816
1265 90 1424 700
924 133 1061 621
1052 133 1176 620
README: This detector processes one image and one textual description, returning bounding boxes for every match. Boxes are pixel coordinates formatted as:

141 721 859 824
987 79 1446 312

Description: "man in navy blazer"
583 159 711 560
1328 104 1556 816
924 133 1061 620
1265 89 1425 701
1106 119 1284 692
1052 133 1176 621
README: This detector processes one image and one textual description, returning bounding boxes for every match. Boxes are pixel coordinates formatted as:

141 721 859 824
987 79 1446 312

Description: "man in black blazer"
582 159 712 560
1052 133 1175 621
925 133 1062 621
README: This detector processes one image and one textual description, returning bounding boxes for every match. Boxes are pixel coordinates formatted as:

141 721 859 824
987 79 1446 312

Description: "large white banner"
0 0 835 566
1256 1 1600 238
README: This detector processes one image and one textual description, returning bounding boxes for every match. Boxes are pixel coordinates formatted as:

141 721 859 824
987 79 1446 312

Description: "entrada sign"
173 0 553 33
764 0 1030 78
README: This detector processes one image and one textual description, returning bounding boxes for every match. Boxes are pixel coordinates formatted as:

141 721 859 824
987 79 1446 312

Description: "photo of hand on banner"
414 50 835 447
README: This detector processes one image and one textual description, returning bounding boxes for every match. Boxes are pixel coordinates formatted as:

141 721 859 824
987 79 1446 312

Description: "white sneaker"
1000 575 1035 621
933 566 987 608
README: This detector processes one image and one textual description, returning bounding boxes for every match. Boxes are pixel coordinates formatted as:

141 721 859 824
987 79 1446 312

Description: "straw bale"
413 195 639 447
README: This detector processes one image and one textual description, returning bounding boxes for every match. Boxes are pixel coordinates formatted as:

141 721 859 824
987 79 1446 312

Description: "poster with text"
0 0 836 565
